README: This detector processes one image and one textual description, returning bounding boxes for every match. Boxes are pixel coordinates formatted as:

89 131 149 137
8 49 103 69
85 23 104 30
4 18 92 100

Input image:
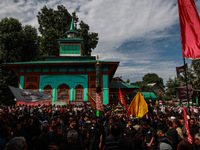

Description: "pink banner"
96 93 103 111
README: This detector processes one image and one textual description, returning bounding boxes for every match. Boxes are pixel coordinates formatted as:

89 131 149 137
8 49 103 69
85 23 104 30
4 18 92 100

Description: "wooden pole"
183 57 191 116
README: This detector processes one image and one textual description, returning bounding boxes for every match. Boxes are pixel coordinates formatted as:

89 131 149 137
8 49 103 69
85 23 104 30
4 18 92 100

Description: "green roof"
4 60 119 65
140 92 157 100
109 82 139 89
58 37 84 41
65 19 79 35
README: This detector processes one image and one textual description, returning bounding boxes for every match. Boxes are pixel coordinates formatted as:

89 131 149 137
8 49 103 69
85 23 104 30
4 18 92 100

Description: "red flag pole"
177 0 200 117
183 105 193 143
119 88 130 116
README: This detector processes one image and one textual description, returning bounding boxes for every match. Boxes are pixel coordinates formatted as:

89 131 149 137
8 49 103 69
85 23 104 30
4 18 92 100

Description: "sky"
1 0 200 84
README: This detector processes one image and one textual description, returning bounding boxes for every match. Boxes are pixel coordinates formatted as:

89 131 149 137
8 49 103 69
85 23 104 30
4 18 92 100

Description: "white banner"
9 86 52 102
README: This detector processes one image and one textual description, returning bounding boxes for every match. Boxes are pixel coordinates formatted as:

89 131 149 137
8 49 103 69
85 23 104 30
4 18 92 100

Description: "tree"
37 5 72 55
78 21 98 55
125 79 130 84
191 60 200 90
131 81 154 92
164 77 180 99
37 5 98 56
191 59 200 77
0 17 39 105
142 73 164 88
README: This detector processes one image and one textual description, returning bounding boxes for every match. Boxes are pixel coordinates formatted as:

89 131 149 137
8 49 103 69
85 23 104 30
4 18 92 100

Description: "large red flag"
177 0 200 59
119 88 130 116
183 105 193 143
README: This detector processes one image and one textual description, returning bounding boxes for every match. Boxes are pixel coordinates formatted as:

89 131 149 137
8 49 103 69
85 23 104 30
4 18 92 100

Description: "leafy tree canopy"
131 81 154 92
164 77 180 99
37 5 98 56
0 17 39 105
142 73 164 88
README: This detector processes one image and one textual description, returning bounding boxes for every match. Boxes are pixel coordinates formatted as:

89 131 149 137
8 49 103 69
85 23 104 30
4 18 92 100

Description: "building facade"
5 20 120 105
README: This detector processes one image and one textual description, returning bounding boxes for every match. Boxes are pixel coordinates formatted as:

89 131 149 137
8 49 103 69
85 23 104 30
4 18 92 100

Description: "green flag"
196 97 199 104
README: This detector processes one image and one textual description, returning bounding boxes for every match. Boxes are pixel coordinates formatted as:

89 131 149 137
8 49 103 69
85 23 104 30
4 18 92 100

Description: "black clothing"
167 128 178 149
104 135 120 150
60 142 84 150
143 127 156 144
35 134 49 150
124 126 137 139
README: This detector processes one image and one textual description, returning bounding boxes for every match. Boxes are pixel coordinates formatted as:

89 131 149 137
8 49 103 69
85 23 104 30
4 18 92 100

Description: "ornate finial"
97 55 99 64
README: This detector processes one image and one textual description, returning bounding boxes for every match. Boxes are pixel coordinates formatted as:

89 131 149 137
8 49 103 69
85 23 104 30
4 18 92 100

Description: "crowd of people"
0 103 200 150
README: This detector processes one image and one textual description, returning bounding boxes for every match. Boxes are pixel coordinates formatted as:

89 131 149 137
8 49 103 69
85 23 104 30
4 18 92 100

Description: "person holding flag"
118 88 130 116
183 105 193 144
128 92 148 118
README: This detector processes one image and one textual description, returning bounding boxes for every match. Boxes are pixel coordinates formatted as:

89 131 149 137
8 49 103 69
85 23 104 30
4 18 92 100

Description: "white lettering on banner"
9 86 52 102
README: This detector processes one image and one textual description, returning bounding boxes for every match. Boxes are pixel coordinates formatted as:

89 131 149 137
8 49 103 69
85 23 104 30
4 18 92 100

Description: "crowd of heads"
0 103 200 150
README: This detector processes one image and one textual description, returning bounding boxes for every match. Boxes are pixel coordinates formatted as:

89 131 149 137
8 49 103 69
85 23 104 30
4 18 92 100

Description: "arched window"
75 85 83 101
57 84 70 101
44 85 52 100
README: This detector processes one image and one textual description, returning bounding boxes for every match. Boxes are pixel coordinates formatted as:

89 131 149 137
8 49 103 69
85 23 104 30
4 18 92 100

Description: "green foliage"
176 61 200 90
125 79 130 84
0 17 39 105
164 77 180 99
131 81 154 92
191 60 200 90
78 21 98 55
37 5 72 55
37 5 98 56
164 61 200 100
191 59 200 77
142 73 164 88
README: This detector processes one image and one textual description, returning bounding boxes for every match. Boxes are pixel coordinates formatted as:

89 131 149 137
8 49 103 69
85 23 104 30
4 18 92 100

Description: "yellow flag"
87 94 96 108
128 92 148 118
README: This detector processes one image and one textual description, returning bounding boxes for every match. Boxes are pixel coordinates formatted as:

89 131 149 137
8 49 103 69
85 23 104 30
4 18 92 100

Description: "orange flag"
128 92 148 118
87 94 96 108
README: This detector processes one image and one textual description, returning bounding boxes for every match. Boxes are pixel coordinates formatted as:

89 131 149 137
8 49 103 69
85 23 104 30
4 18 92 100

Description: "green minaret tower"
57 19 85 56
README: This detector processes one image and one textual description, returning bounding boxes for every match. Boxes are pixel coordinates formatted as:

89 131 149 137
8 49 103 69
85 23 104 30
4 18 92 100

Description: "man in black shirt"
167 120 178 149
142 121 156 150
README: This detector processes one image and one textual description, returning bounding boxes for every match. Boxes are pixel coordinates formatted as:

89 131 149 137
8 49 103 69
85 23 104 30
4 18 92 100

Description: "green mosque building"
5 21 139 106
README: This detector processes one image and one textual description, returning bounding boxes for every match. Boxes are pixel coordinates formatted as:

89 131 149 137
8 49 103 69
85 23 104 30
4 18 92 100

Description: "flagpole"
137 92 140 117
183 57 191 116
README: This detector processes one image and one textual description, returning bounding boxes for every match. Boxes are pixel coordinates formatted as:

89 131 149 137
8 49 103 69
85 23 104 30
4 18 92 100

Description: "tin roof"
109 82 139 89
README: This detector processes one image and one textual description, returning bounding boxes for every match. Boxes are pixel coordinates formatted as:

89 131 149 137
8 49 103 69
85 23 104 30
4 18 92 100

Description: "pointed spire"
65 19 78 37
70 19 75 31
